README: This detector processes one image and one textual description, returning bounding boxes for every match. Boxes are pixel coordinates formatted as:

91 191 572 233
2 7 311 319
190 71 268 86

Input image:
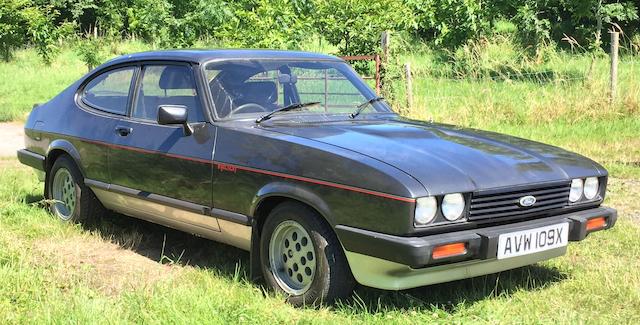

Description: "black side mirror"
157 105 193 136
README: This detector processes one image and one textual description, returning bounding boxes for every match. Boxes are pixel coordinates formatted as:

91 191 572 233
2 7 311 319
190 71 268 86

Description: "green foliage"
95 0 126 37
23 4 62 65
380 33 410 112
1 0 639 65
511 1 551 55
0 0 29 61
75 36 104 71
216 0 312 49
181 0 234 40
507 0 639 51
314 0 410 55
126 0 172 42
407 0 489 49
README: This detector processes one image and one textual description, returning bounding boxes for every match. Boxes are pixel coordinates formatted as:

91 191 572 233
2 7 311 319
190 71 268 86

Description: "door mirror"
157 105 193 136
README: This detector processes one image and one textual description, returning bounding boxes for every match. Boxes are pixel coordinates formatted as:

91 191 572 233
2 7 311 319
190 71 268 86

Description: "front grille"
468 181 571 221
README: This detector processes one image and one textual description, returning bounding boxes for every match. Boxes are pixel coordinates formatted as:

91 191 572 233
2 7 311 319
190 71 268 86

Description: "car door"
73 66 138 184
107 62 218 228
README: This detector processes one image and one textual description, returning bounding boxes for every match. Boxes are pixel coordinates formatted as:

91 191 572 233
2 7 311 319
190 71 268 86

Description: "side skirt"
86 179 251 251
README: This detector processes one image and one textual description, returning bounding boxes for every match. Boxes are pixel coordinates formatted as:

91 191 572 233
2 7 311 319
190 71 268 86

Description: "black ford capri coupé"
17 50 617 306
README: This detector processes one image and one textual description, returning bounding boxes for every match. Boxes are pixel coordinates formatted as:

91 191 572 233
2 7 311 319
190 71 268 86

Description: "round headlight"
569 178 583 202
415 197 437 226
442 193 465 221
584 177 599 200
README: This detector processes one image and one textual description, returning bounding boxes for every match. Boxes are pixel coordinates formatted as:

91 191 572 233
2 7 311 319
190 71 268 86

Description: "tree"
23 4 63 64
0 0 29 61
407 0 490 49
215 0 312 49
314 0 410 55
504 0 639 51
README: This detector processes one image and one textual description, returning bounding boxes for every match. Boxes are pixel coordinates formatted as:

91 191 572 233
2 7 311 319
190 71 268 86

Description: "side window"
132 65 205 122
82 67 135 115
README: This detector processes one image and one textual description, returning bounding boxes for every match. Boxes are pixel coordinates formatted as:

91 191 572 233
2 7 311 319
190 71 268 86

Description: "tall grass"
387 37 640 177
0 41 152 122
397 36 639 127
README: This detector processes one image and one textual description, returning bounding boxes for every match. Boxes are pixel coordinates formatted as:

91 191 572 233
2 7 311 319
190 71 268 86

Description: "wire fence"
398 55 639 120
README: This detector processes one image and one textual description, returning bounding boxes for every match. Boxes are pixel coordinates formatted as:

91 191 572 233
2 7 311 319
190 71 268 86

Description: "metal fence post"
610 31 619 103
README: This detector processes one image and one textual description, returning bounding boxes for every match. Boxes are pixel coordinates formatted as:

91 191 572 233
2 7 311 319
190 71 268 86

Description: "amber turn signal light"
432 242 467 260
586 217 607 231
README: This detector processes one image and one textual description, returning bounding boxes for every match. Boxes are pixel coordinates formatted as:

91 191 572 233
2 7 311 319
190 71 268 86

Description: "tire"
46 155 105 223
260 201 355 306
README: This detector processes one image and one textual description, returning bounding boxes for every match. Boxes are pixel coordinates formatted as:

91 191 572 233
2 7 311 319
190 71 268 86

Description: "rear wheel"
47 155 104 223
260 201 355 306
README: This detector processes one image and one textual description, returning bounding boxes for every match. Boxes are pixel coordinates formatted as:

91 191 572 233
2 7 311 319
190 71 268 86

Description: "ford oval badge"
519 195 536 207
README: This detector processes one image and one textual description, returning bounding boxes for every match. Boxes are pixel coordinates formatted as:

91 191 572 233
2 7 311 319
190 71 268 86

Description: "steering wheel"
230 103 269 115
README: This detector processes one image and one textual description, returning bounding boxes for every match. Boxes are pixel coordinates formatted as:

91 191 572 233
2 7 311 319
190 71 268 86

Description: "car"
17 49 617 306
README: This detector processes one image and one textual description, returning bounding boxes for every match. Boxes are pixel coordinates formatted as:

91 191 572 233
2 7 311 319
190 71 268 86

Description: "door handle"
115 126 132 136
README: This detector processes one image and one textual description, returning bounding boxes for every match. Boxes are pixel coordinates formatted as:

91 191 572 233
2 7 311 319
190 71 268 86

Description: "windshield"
203 59 393 120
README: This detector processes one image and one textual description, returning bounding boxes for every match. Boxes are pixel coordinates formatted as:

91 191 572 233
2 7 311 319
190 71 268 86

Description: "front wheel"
260 202 355 306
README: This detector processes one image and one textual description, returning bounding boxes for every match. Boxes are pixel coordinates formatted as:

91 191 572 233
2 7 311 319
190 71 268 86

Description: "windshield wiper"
255 102 321 123
350 96 384 119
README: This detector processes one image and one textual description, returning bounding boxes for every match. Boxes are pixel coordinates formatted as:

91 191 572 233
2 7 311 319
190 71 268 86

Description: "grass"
1 39 639 323
0 41 152 122
0 159 639 323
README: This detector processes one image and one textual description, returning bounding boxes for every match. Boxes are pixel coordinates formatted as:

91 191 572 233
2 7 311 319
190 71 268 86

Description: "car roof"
105 49 343 66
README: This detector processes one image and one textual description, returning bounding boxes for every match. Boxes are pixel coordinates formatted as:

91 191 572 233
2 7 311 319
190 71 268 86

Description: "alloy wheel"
268 220 317 295
51 167 76 220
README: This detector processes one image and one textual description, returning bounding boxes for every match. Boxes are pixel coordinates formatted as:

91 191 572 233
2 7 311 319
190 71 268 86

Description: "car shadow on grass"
81 211 567 312
82 211 250 278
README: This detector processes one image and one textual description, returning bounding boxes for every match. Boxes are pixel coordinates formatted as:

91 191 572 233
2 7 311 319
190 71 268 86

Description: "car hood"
263 118 606 195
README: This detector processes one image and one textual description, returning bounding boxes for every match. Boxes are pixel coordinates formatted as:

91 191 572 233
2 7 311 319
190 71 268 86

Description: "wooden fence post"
610 31 619 103
381 31 390 63
374 54 381 96
404 63 413 110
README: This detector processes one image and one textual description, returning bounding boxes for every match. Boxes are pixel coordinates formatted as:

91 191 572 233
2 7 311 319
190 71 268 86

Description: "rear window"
82 67 135 115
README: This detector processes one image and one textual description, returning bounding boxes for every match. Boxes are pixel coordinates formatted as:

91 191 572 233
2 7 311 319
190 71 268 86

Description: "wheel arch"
250 182 334 235
45 139 84 176
248 181 345 282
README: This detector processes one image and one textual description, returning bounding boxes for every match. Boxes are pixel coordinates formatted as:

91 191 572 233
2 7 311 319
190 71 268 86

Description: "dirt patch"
34 235 180 296
0 122 24 158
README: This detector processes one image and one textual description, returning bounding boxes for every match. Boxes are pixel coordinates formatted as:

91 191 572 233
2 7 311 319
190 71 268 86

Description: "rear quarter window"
82 67 135 115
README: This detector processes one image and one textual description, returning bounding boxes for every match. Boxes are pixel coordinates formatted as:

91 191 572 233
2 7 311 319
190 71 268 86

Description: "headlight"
414 197 437 226
583 177 599 200
442 193 465 221
569 178 583 202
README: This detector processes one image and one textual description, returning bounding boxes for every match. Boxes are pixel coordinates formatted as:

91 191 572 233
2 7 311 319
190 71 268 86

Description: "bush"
75 37 105 71
314 0 410 56
407 0 489 49
23 5 63 65
0 0 28 61
216 0 312 49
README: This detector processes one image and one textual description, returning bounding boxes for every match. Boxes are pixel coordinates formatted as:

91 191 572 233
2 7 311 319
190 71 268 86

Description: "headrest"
239 81 278 104
278 74 297 84
158 66 194 90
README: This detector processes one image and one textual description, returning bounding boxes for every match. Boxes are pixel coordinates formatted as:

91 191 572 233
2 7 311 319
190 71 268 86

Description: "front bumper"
336 206 616 290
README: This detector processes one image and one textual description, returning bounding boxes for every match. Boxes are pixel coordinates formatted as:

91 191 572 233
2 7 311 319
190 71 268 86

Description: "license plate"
497 223 569 259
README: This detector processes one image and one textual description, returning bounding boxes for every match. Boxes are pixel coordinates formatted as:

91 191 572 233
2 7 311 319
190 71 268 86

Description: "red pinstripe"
82 139 416 203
